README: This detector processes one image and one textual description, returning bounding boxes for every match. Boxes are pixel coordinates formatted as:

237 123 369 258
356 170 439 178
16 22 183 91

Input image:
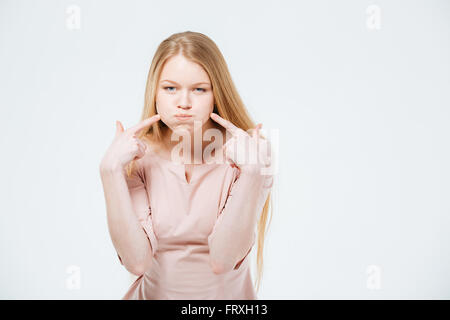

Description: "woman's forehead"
159 55 211 85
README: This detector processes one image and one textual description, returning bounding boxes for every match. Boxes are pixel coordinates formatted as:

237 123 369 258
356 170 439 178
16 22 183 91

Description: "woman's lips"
175 114 193 121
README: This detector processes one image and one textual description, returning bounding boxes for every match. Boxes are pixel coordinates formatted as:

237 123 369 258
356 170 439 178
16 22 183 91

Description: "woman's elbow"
125 263 146 276
210 260 224 274
124 257 152 277
209 259 233 275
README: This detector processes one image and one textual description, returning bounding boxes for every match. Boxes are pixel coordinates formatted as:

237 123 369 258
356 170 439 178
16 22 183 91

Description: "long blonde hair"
127 31 273 293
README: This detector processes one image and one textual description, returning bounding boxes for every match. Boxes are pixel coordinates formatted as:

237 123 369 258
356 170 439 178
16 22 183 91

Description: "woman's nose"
178 90 192 109
178 104 191 110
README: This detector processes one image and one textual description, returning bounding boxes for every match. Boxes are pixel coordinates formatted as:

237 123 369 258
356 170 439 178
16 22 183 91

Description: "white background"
0 0 449 299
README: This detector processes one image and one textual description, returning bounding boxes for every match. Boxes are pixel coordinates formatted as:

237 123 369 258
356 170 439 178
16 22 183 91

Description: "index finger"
210 113 238 135
129 114 161 134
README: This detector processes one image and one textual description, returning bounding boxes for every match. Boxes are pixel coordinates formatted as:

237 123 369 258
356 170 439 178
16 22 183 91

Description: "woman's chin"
171 125 193 135
167 121 208 137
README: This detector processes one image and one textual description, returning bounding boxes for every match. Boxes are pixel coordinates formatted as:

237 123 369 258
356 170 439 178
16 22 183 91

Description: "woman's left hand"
210 112 271 176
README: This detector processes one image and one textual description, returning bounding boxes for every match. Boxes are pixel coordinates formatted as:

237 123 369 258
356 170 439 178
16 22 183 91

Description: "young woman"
99 31 274 299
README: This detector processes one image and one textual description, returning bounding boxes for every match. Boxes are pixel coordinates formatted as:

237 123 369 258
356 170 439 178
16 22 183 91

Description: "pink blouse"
117 146 273 299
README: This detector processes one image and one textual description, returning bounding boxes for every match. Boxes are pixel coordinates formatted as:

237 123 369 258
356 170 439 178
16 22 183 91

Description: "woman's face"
156 54 215 137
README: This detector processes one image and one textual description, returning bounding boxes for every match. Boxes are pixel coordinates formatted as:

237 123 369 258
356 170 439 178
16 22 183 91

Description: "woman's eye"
163 86 206 93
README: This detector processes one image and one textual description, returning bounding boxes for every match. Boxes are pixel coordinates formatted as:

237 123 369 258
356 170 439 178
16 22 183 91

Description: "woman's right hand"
100 114 161 173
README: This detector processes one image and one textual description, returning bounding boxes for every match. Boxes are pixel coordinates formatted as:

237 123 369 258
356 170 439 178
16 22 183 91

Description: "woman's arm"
207 169 272 274
99 162 153 276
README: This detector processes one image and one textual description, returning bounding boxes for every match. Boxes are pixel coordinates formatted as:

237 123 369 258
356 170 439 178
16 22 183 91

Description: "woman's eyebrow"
160 79 210 86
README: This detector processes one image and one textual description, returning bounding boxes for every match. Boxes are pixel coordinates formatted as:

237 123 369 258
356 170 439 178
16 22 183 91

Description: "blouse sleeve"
116 161 158 265
207 164 273 273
